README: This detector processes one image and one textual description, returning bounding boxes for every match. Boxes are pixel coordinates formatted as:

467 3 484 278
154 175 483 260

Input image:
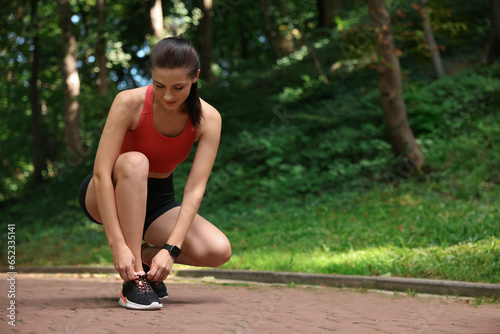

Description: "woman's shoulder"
106 86 149 130
113 86 149 109
200 98 221 123
195 98 221 139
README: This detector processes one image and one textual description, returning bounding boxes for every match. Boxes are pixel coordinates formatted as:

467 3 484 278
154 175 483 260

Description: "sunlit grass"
207 180 500 283
223 238 500 282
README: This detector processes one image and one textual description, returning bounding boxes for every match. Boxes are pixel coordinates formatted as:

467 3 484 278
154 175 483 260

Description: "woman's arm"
170 104 222 247
148 101 221 281
93 91 137 281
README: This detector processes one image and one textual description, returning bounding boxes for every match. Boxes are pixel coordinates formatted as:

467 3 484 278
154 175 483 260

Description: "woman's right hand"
111 244 136 282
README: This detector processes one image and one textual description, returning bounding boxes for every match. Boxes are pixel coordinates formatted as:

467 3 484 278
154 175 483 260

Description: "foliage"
332 0 490 77
201 60 500 209
406 68 500 135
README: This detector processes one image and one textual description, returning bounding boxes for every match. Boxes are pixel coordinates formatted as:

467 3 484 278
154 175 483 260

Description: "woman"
78 36 231 310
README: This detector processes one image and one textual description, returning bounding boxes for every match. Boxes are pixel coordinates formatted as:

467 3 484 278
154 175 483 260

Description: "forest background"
1 0 500 284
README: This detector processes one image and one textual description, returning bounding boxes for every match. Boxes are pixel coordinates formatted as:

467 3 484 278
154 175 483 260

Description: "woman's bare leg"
85 152 150 273
143 207 231 268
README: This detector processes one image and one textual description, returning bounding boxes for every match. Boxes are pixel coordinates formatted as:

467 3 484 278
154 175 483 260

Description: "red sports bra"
120 85 196 173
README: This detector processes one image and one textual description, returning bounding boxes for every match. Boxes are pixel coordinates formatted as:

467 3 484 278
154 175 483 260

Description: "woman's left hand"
147 249 174 282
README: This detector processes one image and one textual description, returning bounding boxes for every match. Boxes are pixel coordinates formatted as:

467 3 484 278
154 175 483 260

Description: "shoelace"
134 274 152 293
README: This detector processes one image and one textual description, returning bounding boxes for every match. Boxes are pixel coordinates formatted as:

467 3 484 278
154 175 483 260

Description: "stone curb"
175 269 500 298
5 266 500 298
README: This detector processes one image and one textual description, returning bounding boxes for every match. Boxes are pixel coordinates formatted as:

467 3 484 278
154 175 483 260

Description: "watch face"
170 246 181 258
164 244 181 258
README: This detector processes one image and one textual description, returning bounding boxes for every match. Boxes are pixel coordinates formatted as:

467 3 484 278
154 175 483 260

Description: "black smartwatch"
162 243 181 259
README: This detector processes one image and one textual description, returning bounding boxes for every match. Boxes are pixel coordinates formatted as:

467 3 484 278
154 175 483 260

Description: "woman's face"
151 67 199 111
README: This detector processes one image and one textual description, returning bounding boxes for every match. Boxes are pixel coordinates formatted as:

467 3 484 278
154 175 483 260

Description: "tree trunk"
95 0 109 96
150 0 164 41
368 0 424 171
58 0 82 153
261 0 282 57
419 0 444 78
277 0 296 54
30 0 43 183
198 0 216 82
481 0 500 64
260 0 294 58
317 0 343 28
279 0 328 83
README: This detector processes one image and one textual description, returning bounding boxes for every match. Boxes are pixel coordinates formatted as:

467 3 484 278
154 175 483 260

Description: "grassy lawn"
6 176 499 283
217 184 500 283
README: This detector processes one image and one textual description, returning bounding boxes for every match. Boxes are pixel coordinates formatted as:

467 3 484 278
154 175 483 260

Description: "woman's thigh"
84 177 102 223
83 152 150 225
143 207 231 267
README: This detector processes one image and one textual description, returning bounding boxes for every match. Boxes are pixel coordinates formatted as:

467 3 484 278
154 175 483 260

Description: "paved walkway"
1 273 499 333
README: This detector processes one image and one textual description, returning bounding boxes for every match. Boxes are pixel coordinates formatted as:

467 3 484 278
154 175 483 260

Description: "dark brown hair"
150 36 202 127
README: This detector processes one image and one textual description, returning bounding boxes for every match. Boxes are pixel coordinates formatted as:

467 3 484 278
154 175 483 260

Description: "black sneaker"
141 243 169 300
142 260 169 300
118 274 163 310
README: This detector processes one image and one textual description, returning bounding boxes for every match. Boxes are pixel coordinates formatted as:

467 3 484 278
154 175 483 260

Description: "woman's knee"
207 235 232 267
113 152 149 180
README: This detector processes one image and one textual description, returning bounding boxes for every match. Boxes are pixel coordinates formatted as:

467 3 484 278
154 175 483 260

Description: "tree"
317 0 343 28
30 0 43 183
58 0 83 153
368 0 424 171
417 0 444 78
95 0 109 96
198 0 216 82
481 0 500 64
279 0 328 83
150 0 164 41
260 0 294 58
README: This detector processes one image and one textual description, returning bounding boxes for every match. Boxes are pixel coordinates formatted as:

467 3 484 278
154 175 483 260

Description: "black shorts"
78 172 181 239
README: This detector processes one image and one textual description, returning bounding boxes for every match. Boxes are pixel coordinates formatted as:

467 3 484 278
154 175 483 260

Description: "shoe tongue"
134 271 146 276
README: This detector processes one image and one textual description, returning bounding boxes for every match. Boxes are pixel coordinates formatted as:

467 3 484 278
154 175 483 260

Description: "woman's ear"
193 69 201 83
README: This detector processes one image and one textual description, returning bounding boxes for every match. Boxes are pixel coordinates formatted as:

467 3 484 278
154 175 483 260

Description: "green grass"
215 182 500 283
4 173 499 283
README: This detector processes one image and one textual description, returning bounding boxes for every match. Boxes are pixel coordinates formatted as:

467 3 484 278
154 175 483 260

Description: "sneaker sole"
118 296 163 310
